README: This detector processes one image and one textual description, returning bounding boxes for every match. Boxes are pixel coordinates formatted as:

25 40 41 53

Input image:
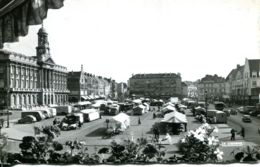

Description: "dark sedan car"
242 115 251 123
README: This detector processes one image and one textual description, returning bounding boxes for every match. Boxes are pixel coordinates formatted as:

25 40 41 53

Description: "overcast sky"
4 0 260 83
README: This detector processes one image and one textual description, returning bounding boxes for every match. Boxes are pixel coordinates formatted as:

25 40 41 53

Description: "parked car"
223 108 231 117
230 108 238 115
18 115 37 124
59 114 82 131
238 106 256 114
214 102 226 111
242 115 252 123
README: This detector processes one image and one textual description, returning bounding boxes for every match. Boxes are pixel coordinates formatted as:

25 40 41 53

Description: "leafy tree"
177 123 222 163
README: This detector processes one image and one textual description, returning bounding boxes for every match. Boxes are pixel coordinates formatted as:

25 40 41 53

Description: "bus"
73 101 92 111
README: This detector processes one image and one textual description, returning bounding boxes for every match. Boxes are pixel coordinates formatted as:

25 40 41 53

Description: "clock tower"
36 26 50 62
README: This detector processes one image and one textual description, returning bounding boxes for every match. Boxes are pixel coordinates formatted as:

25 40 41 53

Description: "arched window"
13 95 16 106
28 95 31 105
19 95 22 106
23 95 26 105
44 95 47 105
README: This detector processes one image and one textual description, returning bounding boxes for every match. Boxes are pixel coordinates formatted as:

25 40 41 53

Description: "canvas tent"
161 111 187 123
161 105 176 113
133 104 146 115
133 99 142 104
108 113 130 132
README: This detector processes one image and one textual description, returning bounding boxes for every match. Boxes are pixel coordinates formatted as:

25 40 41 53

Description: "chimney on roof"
81 64 83 72
237 64 240 69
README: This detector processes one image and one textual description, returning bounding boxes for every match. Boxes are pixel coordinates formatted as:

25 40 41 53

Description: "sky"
4 0 260 83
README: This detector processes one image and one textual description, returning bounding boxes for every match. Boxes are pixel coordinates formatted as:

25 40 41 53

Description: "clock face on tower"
38 48 45 55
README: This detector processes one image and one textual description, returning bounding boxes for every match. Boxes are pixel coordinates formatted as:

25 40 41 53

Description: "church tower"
36 26 51 62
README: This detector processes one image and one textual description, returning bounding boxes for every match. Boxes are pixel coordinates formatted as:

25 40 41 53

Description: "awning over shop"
81 96 88 100
0 0 64 48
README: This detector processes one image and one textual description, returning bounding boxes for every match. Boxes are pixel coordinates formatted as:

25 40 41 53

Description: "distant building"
197 74 226 102
0 27 69 109
181 82 188 98
67 65 113 102
243 59 260 104
128 73 182 99
117 82 128 102
226 64 244 104
186 82 198 100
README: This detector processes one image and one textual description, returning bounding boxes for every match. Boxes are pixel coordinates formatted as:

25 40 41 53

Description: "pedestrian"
155 127 160 142
153 112 156 119
138 117 141 125
78 121 82 128
231 128 236 140
153 126 160 142
240 127 245 139
53 117 57 125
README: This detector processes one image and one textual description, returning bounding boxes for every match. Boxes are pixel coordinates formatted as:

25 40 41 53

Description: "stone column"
45 69 48 89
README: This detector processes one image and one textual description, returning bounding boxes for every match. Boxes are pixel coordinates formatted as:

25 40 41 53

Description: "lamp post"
205 90 208 120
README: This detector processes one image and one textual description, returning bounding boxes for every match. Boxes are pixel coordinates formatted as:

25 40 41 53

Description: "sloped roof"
200 74 225 83
248 59 260 75
68 71 81 78
226 65 244 81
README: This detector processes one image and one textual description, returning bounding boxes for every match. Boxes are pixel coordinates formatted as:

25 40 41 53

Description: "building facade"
67 65 114 102
243 59 260 104
181 82 188 98
0 27 69 110
197 74 226 102
117 82 128 102
226 64 245 104
128 73 182 99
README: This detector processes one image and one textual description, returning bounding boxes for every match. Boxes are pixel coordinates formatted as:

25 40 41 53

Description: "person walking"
53 117 57 125
155 127 160 142
153 112 156 119
153 126 160 142
240 127 245 139
138 117 141 125
231 128 236 140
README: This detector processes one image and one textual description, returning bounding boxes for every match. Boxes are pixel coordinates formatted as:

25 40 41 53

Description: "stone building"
197 74 226 102
243 59 260 104
226 64 244 104
128 73 182 99
0 27 69 109
67 65 114 102
181 82 188 98
117 82 128 102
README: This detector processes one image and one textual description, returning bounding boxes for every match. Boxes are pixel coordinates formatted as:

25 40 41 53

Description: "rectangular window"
252 71 257 78
0 66 4 73
0 79 4 88
252 81 257 87
10 65 13 74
